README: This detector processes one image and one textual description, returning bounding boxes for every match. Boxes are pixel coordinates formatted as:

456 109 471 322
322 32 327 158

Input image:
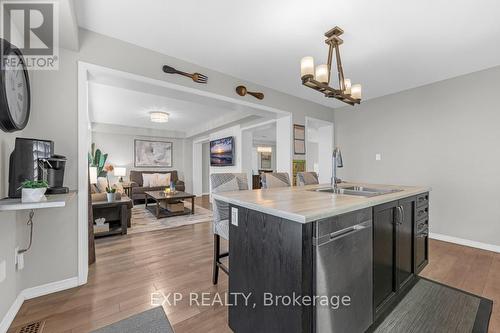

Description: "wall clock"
0 38 31 132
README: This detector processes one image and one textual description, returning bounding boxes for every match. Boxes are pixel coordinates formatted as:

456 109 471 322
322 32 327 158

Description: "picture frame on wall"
293 124 306 155
293 159 306 186
134 139 173 167
294 140 305 154
294 124 305 140
260 152 272 169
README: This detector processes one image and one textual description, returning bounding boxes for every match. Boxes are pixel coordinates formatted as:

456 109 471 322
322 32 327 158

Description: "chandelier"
300 26 361 106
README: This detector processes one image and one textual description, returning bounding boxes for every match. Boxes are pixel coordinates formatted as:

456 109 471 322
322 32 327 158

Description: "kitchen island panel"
228 205 314 333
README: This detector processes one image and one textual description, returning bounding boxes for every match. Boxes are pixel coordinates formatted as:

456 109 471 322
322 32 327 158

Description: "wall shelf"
0 191 76 212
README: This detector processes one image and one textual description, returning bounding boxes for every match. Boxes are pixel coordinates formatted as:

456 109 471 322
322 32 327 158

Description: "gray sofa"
129 170 185 204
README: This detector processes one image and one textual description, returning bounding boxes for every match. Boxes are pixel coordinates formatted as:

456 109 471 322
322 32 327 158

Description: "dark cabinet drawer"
416 218 429 233
416 204 429 220
416 192 429 207
415 228 429 274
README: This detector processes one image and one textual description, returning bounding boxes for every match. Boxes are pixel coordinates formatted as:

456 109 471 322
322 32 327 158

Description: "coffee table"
144 191 196 219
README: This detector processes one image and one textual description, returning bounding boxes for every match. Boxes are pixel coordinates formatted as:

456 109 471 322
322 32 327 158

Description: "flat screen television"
210 136 234 166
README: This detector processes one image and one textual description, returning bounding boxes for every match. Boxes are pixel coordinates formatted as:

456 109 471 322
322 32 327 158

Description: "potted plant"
104 165 116 202
20 180 49 203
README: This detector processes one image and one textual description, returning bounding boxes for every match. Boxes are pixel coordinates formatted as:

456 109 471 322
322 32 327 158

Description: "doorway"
305 117 334 184
241 120 278 189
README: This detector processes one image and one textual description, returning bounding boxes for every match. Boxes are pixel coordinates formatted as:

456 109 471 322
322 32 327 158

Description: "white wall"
306 127 319 173
335 65 500 249
241 130 254 188
91 125 187 183
305 118 334 184
317 125 333 184
276 116 292 177
201 142 210 194
209 125 242 177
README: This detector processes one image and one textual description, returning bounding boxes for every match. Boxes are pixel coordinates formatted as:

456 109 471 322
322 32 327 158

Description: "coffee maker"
39 155 69 194
9 138 69 198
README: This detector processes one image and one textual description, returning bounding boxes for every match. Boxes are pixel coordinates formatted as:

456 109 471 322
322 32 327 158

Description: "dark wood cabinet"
414 193 430 273
397 196 415 289
373 196 416 318
373 201 398 314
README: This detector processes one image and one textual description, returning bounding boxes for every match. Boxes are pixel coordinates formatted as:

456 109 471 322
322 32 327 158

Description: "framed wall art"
134 139 173 167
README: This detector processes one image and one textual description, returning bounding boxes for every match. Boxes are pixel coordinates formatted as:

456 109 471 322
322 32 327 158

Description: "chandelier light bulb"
351 84 362 99
344 79 352 94
300 56 315 79
315 64 329 84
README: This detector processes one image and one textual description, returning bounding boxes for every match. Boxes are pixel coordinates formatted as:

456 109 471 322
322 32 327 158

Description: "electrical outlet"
14 247 24 271
17 253 24 270
375 153 382 161
231 207 238 226
0 260 6 283
14 247 19 266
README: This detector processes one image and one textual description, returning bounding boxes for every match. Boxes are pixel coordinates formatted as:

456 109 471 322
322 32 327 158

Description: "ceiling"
76 0 500 107
248 123 277 144
87 68 277 137
88 82 233 131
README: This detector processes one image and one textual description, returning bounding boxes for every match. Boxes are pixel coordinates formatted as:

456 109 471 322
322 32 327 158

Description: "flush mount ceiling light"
300 26 362 106
257 146 272 153
150 111 169 123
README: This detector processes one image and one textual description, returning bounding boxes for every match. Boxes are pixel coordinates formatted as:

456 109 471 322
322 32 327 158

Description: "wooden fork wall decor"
235 85 264 100
162 65 208 84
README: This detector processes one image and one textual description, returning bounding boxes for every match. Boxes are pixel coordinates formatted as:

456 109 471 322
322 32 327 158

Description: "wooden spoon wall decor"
162 65 208 84
236 85 264 100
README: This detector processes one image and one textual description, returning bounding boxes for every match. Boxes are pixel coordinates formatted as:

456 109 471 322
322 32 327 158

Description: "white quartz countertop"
212 182 430 223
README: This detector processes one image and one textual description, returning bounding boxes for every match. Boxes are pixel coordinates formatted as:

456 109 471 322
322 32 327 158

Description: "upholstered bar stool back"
261 172 291 189
296 172 319 186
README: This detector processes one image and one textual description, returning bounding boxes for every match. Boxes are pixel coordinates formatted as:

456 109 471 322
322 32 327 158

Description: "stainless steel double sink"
314 186 403 197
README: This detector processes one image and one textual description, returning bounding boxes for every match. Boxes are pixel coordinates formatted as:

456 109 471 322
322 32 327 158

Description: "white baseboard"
0 293 24 333
430 233 500 253
0 277 78 333
22 277 79 300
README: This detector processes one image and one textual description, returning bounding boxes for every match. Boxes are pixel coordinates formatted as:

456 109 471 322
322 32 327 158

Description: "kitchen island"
212 182 430 333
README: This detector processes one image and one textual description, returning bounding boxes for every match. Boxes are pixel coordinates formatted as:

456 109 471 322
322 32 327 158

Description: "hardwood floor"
7 197 500 332
420 240 500 333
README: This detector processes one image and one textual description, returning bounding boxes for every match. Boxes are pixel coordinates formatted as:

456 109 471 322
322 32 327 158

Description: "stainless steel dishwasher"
314 210 373 333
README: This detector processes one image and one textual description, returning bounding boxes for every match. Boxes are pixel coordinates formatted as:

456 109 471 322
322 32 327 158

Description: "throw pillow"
96 177 108 193
90 184 99 194
142 173 156 187
156 173 171 187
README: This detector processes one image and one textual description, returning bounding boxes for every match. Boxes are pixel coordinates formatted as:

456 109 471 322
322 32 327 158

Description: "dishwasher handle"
315 220 372 246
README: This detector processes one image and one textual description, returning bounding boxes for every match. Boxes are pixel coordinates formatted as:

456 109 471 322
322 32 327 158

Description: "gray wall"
0 55 79 323
0 27 335 324
91 129 187 184
0 212 18 324
335 66 500 247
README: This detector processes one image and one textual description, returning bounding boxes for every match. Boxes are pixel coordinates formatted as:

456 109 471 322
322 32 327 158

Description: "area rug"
92 307 173 333
370 277 493 333
129 203 213 234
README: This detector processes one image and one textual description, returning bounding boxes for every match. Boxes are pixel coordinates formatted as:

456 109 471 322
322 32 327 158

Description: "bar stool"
210 173 248 284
